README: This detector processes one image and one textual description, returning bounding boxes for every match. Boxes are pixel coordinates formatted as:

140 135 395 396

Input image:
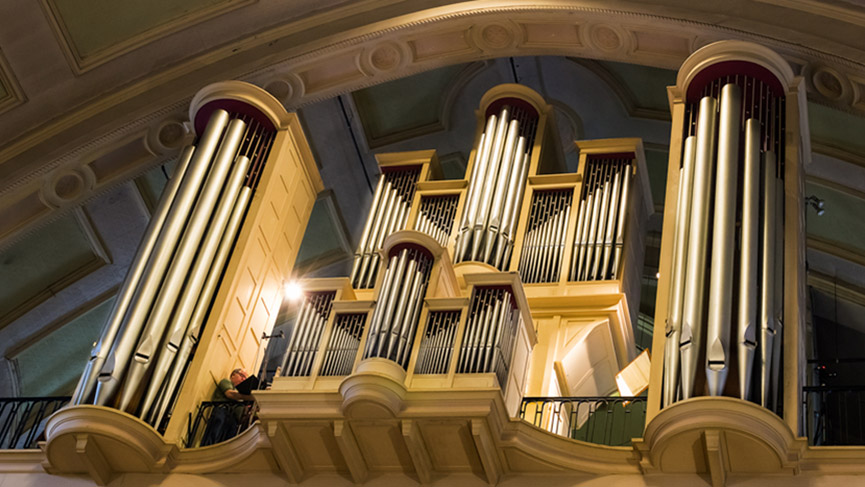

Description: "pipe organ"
67 82 326 441
272 85 649 422
654 41 809 426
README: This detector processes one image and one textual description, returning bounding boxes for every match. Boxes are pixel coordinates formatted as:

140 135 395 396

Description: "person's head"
229 368 248 386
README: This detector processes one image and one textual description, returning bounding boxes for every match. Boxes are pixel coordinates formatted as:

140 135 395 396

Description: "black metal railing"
520 396 646 446
0 396 69 449
185 400 255 448
803 386 865 445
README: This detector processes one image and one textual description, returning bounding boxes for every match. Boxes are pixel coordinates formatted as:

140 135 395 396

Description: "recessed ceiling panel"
0 213 103 327
806 181 865 254
13 295 114 397
351 64 465 148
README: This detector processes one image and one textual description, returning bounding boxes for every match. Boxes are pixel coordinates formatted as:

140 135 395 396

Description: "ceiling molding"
808 235 865 268
8 2 865 204
38 0 258 74
811 140 865 170
808 269 865 308
568 58 671 121
0 48 26 116
4 286 117 359
807 174 865 201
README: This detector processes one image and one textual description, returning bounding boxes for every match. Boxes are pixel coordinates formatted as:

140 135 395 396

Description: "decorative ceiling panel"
806 179 865 255
41 0 255 72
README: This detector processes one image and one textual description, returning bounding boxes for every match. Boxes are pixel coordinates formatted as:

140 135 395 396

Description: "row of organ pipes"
570 158 631 282
280 292 336 377
454 105 534 270
71 108 275 427
350 167 419 288
663 76 785 409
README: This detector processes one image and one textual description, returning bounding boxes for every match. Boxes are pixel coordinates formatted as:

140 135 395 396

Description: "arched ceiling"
2 0 865 396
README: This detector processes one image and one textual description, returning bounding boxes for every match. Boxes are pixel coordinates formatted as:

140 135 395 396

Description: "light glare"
284 281 304 302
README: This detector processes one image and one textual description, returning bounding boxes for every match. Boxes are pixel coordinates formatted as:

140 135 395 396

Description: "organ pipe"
282 292 336 376
738 118 760 401
679 94 717 401
705 83 741 396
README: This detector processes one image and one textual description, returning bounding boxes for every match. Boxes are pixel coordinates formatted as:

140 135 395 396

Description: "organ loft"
5 17 865 484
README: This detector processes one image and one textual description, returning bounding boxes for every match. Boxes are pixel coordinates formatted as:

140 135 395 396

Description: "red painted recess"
485 97 539 120
194 99 276 135
587 152 635 161
686 61 785 102
387 242 435 261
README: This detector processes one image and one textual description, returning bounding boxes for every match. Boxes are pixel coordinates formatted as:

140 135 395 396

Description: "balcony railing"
0 396 70 449
519 396 646 446
185 400 255 448
803 385 865 446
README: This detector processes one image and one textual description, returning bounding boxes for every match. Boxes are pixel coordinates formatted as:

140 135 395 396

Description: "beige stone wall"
164 116 322 443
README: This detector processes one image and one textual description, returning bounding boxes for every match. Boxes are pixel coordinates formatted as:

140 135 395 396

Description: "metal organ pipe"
679 95 717 401
663 135 696 407
738 118 760 401
706 83 741 396
760 151 777 408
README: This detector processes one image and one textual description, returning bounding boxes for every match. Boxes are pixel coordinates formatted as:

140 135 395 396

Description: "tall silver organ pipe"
415 311 460 375
454 105 536 270
363 246 433 369
705 83 741 396
519 190 571 283
281 292 336 377
679 94 717 401
662 134 696 407
320 314 367 377
663 76 785 408
350 167 420 288
569 158 632 282
457 287 521 388
77 107 275 414
415 195 459 248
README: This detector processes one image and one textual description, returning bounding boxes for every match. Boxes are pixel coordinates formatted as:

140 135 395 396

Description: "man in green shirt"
201 368 255 446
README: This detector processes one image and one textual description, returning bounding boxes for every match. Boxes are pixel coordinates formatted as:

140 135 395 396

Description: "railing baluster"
519 396 646 447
